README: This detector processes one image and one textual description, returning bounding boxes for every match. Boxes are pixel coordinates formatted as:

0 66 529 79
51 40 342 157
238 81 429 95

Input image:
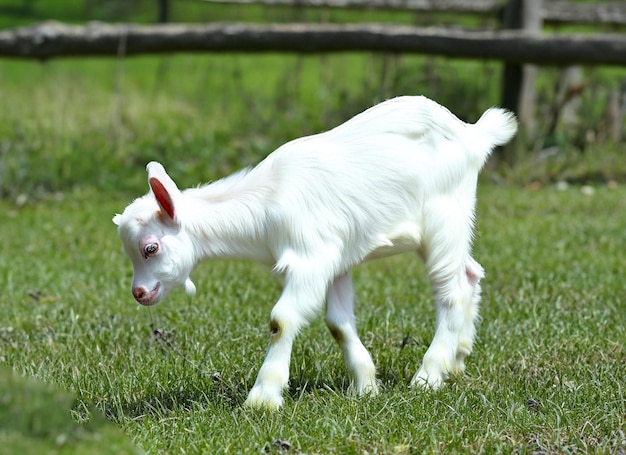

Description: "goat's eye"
144 243 159 256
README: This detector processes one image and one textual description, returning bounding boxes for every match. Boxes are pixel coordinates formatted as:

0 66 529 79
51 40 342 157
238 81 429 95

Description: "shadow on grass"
105 372 361 420
104 375 251 421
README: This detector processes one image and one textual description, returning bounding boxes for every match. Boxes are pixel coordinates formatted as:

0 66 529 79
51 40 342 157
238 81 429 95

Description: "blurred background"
0 0 625 199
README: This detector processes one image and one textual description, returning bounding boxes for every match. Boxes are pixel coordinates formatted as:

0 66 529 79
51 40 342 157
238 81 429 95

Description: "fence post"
158 0 169 23
501 0 542 141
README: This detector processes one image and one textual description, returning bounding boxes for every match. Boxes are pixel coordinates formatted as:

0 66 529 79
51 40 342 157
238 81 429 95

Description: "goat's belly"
365 221 422 261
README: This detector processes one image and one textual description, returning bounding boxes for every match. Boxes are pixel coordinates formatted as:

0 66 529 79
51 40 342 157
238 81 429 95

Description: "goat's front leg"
326 273 379 396
245 270 328 410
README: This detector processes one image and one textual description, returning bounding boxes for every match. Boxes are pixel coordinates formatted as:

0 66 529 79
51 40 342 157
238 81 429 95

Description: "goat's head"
113 162 196 306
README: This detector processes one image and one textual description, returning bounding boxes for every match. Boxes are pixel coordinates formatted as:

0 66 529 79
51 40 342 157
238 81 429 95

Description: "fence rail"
2 21 626 66
202 0 502 14
201 0 626 26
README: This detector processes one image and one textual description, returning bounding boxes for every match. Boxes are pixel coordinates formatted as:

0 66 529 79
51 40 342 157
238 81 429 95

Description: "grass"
0 365 142 454
1 183 625 453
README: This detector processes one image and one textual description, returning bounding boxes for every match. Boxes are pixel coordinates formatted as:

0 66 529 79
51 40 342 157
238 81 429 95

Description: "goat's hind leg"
455 257 484 372
411 256 483 389
325 273 379 396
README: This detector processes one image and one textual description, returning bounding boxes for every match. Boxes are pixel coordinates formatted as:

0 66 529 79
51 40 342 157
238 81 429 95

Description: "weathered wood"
158 0 169 23
2 21 626 65
547 66 584 137
501 0 542 137
201 0 626 26
543 1 626 26
201 0 502 14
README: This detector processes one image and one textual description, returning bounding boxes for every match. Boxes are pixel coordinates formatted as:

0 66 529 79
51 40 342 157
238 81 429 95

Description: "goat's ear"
147 161 181 223
112 214 122 226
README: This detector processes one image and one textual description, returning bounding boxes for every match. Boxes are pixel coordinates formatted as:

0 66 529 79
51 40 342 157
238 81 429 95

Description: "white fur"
113 96 517 410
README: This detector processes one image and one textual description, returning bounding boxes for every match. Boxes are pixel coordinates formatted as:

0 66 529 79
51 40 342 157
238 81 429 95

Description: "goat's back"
268 96 516 185
291 96 516 169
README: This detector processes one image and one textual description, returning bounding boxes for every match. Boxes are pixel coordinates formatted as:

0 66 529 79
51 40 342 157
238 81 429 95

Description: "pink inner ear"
149 177 175 220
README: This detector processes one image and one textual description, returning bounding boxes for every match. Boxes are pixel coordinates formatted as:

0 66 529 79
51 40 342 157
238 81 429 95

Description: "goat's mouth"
133 283 161 306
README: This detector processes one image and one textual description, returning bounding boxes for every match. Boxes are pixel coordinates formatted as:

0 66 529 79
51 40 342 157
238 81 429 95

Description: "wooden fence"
2 21 625 64
199 0 626 26
0 0 625 136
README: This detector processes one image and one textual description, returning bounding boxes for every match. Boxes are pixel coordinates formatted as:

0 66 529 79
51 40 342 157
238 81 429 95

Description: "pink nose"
132 286 148 302
131 283 160 306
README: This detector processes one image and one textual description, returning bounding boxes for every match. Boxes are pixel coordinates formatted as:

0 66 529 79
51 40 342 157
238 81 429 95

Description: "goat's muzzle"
132 283 160 306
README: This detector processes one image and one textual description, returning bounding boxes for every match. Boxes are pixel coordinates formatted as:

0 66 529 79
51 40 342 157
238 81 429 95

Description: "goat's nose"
132 286 147 301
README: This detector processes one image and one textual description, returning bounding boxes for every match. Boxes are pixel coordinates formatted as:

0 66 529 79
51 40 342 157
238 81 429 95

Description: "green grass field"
1 1 626 453
2 183 625 453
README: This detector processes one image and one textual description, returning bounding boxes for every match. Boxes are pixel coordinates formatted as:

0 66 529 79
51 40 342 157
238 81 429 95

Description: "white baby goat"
113 96 518 410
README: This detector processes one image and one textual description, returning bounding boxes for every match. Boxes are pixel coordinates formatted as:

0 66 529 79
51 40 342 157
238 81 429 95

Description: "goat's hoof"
349 379 381 397
244 386 284 411
410 368 445 390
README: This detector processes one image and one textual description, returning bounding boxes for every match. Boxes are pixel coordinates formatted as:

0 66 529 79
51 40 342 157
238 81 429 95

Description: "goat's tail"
468 107 518 166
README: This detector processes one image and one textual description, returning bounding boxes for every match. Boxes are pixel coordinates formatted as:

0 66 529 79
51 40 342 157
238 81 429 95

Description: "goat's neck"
181 178 273 264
